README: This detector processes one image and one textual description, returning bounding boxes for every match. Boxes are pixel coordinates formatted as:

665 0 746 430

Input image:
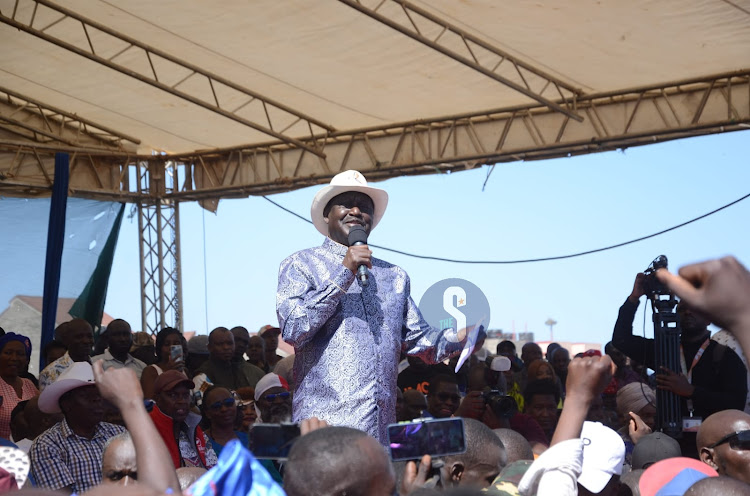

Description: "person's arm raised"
92 361 180 494
550 355 615 446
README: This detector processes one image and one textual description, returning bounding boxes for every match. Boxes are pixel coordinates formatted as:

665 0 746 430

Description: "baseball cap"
258 325 281 337
632 432 682 469
578 421 626 493
154 370 195 395
654 468 711 496
254 373 289 401
639 457 717 496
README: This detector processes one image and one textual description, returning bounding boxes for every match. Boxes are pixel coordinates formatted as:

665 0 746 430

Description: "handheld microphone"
347 225 369 286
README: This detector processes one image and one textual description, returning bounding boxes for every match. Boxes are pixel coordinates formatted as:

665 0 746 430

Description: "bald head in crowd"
284 426 396 496
697 409 750 484
102 432 137 486
492 428 533 463
176 468 206 490
441 418 506 488
685 475 750 495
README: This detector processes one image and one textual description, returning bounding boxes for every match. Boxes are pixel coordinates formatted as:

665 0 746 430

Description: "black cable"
262 191 750 265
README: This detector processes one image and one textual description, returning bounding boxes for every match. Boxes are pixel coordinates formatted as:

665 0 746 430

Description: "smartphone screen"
170 345 184 363
248 423 301 460
387 417 466 461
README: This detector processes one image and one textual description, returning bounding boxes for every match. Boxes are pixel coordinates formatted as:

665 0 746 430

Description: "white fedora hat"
39 361 96 414
310 170 388 237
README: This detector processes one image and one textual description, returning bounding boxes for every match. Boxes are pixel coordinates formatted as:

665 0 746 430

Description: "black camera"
643 255 669 297
482 389 518 419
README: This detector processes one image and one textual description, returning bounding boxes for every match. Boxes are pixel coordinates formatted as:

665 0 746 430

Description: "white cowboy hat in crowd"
310 170 388 237
38 361 96 414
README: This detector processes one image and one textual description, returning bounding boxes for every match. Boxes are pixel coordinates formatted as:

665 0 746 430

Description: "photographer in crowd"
611 269 747 458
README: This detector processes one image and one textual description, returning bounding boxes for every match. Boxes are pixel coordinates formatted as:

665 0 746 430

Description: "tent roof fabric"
1 0 749 198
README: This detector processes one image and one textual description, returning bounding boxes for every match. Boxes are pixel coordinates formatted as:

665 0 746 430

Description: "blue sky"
104 130 750 347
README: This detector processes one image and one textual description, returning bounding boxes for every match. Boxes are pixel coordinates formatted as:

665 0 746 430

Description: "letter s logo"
443 286 466 343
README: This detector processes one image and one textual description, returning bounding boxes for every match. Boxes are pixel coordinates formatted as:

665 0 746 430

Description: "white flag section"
454 315 486 373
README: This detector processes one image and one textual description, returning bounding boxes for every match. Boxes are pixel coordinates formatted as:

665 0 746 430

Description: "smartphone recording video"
387 417 466 461
248 423 301 460
170 345 184 364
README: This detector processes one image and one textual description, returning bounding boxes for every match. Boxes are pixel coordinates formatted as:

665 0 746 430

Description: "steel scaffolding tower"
137 160 183 334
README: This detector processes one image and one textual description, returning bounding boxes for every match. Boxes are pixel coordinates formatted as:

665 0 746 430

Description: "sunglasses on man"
709 430 750 450
262 391 291 402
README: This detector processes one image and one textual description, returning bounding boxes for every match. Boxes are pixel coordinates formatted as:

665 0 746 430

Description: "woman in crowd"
0 332 39 439
200 386 247 455
235 387 258 432
527 359 564 406
140 327 188 399
527 359 556 383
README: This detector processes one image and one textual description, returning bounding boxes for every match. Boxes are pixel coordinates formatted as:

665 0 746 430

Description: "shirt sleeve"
30 437 74 490
612 298 655 369
401 274 465 365
277 255 355 348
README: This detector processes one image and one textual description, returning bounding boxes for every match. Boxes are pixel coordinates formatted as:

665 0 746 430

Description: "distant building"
0 295 113 374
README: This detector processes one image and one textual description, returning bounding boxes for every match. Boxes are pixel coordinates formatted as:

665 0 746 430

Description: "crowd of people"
0 172 749 496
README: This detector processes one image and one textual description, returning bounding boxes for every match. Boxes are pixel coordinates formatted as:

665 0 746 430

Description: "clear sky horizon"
104 129 750 349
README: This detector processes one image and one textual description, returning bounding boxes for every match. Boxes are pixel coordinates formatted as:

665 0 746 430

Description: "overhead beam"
338 0 583 121
0 0 332 157
0 142 137 200
1 71 748 201
0 85 140 149
171 71 750 199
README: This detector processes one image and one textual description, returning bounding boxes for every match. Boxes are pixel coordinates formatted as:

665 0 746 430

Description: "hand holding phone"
387 417 466 462
248 423 301 460
170 345 184 364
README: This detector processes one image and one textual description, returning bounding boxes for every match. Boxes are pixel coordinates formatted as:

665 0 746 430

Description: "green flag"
69 203 125 333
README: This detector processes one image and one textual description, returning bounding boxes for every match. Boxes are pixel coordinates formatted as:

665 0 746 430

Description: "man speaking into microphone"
276 170 467 444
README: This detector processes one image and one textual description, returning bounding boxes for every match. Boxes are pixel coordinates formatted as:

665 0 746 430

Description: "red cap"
154 370 195 394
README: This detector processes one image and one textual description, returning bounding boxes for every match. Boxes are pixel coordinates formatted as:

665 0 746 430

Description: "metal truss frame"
137 159 183 335
0 0 333 157
0 85 140 150
338 0 583 121
1 71 748 333
2 70 749 200
168 70 750 199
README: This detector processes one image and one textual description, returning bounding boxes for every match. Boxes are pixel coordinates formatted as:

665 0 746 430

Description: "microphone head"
347 225 368 246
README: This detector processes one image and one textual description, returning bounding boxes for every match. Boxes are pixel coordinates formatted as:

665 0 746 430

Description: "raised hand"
656 256 750 332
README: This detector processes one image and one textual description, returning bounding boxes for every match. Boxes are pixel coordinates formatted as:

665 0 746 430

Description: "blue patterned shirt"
30 419 126 492
277 237 464 444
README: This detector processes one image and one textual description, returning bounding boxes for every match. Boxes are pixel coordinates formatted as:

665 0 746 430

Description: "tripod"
651 292 682 438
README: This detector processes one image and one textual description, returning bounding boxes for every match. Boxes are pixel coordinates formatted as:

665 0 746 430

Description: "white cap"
578 421 626 493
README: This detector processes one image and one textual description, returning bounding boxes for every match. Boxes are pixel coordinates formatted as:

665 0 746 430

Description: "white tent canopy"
1 0 749 199
2 0 748 332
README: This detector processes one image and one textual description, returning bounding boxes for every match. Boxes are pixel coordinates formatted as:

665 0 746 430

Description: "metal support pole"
174 201 184 330
156 197 166 329
137 201 147 335
137 159 183 334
